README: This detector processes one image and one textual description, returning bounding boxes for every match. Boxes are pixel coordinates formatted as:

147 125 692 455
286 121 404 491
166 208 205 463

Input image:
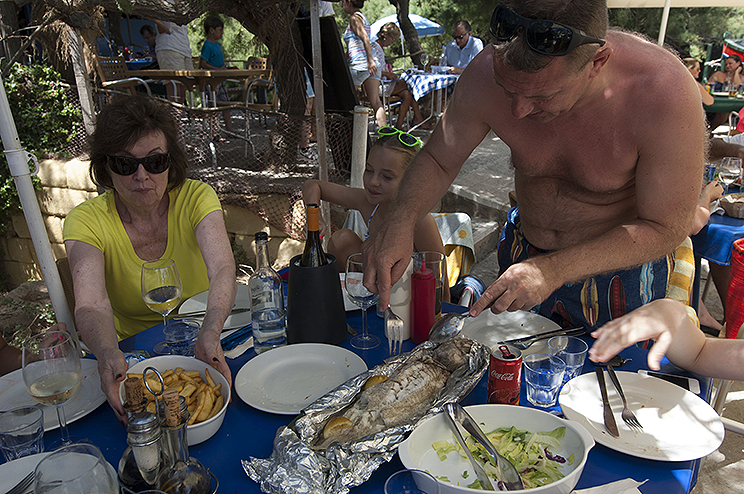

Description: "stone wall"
1 158 303 287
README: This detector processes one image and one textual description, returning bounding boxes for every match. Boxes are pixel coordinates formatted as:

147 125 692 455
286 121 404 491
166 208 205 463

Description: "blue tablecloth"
694 213 744 265
47 303 711 494
400 72 459 101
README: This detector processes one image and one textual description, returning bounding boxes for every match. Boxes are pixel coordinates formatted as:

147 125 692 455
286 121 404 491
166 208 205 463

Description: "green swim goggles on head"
378 126 422 149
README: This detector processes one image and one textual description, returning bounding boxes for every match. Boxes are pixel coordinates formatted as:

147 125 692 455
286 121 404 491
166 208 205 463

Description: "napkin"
221 325 254 359
224 337 253 359
574 479 647 494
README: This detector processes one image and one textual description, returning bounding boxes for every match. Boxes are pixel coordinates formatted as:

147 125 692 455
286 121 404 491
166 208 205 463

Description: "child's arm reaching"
691 180 723 235
302 179 373 217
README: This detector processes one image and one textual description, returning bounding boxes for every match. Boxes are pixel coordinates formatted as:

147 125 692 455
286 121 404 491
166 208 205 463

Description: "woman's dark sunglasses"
105 153 171 176
489 5 605 57
378 126 421 148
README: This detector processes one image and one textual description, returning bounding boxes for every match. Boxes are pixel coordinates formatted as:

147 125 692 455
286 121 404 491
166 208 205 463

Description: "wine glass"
34 443 118 494
141 259 183 355
719 157 742 193
345 253 381 349
22 330 81 446
420 53 430 70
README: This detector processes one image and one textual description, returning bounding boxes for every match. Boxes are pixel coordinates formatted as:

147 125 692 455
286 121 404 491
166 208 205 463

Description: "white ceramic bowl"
398 404 594 494
119 355 230 446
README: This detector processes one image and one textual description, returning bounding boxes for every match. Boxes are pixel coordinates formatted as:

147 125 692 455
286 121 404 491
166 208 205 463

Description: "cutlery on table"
5 471 34 494
220 325 252 351
385 307 404 355
501 327 585 350
447 403 524 490
168 307 250 320
443 404 495 491
606 364 643 431
595 365 619 438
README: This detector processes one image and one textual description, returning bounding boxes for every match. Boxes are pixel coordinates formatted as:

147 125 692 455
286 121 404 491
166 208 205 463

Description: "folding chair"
94 56 151 96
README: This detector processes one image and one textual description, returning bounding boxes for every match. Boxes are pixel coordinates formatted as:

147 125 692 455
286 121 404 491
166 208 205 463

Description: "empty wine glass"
35 443 118 494
719 157 742 193
345 253 381 349
142 259 184 355
22 330 81 446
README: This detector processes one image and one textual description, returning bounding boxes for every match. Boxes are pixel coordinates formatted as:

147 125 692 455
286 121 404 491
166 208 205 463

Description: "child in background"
372 23 424 129
200 15 235 134
302 127 449 300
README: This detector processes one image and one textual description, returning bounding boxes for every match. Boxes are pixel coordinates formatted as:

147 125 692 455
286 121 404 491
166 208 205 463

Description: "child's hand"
702 180 724 204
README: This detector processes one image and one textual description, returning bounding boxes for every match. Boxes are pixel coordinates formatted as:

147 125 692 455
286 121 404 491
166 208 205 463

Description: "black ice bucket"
286 254 347 344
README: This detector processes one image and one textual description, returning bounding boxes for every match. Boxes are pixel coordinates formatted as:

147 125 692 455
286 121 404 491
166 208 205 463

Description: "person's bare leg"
709 261 731 314
327 229 363 270
363 78 386 128
698 297 723 332
221 109 234 133
300 96 314 150
392 82 423 128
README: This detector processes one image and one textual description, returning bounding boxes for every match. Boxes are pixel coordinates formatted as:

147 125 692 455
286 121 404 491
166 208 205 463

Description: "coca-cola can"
488 344 522 405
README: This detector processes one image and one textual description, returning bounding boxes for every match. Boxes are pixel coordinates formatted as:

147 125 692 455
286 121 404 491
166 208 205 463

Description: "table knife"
595 365 619 438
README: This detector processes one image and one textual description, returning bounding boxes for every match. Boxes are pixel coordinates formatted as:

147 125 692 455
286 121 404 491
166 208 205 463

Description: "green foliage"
0 63 83 235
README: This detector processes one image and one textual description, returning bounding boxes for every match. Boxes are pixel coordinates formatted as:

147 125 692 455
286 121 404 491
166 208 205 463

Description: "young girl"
200 15 234 134
302 127 449 300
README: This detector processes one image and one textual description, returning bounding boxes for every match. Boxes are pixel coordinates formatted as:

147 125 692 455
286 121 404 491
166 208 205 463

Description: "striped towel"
665 237 700 327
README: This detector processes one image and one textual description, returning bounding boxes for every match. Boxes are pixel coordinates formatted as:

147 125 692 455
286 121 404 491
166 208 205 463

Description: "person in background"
150 7 192 104
440 20 483 75
64 96 236 423
362 1 705 330
342 0 385 128
139 24 157 61
691 180 724 333
708 54 744 88
373 22 424 129
589 298 744 380
200 15 235 135
683 57 714 106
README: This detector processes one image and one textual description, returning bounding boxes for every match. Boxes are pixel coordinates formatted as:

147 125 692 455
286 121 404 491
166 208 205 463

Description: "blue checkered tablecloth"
400 71 459 101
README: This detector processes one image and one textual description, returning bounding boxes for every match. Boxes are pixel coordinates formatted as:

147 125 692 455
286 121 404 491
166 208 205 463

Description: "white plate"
559 371 724 461
460 310 562 354
712 91 731 97
179 284 251 330
0 360 106 431
234 344 367 414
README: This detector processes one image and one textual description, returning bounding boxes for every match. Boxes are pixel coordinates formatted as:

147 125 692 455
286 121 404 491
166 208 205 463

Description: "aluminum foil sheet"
242 337 490 494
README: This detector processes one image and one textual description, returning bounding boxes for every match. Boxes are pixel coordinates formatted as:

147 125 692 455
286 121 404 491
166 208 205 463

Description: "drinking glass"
548 336 588 383
718 157 742 193
385 469 440 494
34 443 118 494
345 253 381 349
0 405 44 461
141 259 184 355
523 353 566 408
22 330 81 446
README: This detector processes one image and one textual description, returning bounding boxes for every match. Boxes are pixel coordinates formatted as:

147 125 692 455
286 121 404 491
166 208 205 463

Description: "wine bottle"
300 204 328 267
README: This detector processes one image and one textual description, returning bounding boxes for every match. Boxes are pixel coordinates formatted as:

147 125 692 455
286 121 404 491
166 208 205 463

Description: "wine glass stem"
57 404 71 445
361 304 369 340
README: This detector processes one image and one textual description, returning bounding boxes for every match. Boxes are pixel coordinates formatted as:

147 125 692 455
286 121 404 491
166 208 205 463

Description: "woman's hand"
367 59 377 78
97 347 128 425
195 332 232 388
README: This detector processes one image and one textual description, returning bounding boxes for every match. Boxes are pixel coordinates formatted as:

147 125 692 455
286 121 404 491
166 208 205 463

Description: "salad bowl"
398 404 594 493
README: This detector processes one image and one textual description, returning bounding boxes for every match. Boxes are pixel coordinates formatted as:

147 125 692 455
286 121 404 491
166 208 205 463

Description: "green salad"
432 426 573 490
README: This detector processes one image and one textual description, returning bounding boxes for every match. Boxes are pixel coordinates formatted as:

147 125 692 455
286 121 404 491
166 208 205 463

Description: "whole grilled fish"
315 339 472 449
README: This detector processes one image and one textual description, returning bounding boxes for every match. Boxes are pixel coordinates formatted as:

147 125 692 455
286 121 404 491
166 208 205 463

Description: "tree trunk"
0 1 21 63
388 0 424 69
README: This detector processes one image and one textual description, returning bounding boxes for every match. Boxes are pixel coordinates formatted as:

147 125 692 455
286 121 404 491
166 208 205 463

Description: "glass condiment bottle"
157 389 211 494
249 231 287 353
119 377 162 492
411 260 435 345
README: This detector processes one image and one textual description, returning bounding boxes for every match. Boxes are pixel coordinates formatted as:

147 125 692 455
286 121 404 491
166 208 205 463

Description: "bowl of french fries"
119 355 230 446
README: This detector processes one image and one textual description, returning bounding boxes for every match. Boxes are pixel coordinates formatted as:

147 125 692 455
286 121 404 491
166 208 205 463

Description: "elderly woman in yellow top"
63 96 236 423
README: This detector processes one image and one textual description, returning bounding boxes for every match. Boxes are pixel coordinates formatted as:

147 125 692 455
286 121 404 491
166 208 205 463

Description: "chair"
729 110 741 136
94 56 151 96
242 57 278 111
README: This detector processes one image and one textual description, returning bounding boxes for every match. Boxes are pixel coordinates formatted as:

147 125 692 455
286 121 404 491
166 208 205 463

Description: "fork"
385 307 404 355
504 327 585 350
606 363 643 431
6 470 34 494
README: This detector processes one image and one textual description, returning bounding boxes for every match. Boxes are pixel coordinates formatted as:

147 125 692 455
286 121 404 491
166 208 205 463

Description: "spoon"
428 312 470 343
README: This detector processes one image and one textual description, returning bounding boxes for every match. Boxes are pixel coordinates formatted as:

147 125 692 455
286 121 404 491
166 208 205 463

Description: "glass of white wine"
719 157 743 193
141 259 184 355
345 253 381 350
22 330 81 446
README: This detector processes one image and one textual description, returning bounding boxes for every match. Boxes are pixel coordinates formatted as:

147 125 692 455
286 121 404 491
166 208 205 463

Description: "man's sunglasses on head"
105 153 171 176
490 4 605 57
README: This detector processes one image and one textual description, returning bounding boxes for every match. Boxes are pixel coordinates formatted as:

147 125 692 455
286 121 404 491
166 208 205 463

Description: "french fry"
146 402 157 414
183 370 201 378
197 389 214 422
207 395 224 420
162 369 174 379
189 392 206 425
180 372 194 383
211 383 222 395
205 368 216 388
179 382 198 399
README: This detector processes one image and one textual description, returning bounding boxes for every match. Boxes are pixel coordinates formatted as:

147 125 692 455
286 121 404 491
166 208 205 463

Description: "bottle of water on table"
249 232 287 353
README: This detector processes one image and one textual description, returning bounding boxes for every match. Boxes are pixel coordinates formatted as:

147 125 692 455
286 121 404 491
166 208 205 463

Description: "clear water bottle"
440 44 447 66
249 232 287 353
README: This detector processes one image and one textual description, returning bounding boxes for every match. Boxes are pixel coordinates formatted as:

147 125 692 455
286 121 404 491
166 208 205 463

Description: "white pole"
351 105 368 189
0 73 79 350
657 0 672 46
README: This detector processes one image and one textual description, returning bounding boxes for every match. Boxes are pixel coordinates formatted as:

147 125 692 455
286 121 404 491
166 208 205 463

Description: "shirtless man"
362 0 706 329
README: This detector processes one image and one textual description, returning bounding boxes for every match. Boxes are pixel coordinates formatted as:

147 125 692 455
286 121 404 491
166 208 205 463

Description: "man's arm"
362 65 491 308
710 137 744 160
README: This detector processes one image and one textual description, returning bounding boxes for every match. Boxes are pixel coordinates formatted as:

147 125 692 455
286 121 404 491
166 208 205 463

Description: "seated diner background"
63 95 236 423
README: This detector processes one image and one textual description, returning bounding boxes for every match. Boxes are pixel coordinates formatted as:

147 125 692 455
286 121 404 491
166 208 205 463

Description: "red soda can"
488 344 522 405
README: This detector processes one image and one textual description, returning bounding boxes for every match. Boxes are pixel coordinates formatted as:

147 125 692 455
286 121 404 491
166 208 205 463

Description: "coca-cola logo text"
490 371 516 381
